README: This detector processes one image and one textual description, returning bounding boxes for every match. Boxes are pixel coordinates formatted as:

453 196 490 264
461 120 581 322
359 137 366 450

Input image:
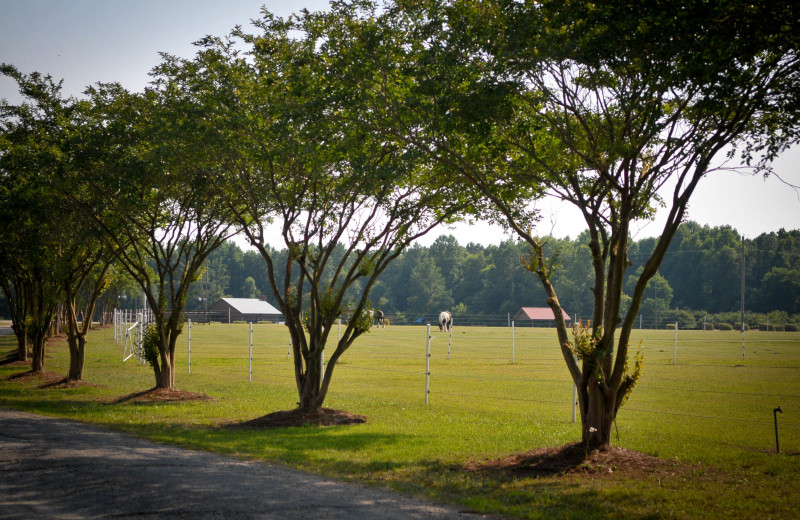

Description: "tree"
1 71 141 360
406 256 453 315
428 235 466 300
0 64 70 370
240 276 259 299
150 9 473 412
59 228 113 381
761 267 800 315
71 83 235 390
351 0 800 447
624 267 672 328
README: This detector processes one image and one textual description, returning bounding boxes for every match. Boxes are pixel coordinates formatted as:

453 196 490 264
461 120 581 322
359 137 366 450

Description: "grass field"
2 323 799 519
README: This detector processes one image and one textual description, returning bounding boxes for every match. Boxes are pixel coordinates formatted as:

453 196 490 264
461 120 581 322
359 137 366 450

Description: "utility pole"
741 235 746 360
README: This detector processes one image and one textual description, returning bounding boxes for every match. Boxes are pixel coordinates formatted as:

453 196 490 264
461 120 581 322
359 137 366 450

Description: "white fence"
113 308 153 364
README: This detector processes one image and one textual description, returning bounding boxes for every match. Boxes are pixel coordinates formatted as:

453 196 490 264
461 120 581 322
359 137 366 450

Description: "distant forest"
147 221 798 330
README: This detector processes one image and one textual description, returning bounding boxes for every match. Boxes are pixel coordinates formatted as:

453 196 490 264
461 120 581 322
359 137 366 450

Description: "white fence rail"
113 308 153 365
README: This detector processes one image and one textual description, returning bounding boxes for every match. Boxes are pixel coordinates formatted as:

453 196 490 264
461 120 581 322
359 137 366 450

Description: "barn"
513 307 572 327
208 298 283 323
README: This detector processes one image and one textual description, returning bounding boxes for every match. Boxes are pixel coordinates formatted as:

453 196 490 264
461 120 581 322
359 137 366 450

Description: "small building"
208 298 283 323
513 307 572 327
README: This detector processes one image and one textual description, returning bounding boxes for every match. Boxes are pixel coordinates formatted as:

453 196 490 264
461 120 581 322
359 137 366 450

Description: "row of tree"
172 223 800 325
2 1 798 447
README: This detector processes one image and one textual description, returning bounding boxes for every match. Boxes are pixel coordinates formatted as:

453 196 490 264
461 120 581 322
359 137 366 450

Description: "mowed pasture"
2 323 799 519
180 322 800 459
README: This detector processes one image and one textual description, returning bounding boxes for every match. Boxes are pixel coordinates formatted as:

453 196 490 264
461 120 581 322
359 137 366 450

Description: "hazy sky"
2 0 798 246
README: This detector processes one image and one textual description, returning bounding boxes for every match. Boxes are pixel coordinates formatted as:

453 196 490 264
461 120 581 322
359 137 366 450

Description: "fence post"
673 322 678 365
248 322 253 382
138 313 145 365
188 319 192 375
572 383 577 423
447 324 452 360
425 324 431 405
512 321 516 364
572 353 579 423
774 406 783 453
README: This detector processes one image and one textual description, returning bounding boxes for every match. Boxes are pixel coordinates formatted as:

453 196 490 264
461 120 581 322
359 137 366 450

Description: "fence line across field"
110 317 799 449
109 316 800 375
173 320 800 380
172 321 798 434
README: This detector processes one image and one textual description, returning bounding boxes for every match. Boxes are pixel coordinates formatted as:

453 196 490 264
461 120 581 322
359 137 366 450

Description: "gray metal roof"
220 298 281 315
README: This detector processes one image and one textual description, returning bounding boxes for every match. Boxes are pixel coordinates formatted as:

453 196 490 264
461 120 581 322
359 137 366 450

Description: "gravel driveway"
0 408 493 519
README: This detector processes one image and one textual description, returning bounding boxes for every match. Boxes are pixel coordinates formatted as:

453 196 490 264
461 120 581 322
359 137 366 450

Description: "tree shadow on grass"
6 369 64 385
111 387 215 404
0 349 22 366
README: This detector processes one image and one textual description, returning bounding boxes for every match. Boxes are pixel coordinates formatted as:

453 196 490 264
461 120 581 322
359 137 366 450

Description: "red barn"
513 307 572 327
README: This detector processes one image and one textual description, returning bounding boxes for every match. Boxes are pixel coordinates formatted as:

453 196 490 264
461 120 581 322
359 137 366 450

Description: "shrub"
774 325 785 332
785 324 798 332
717 323 734 331
142 324 161 368
665 323 677 330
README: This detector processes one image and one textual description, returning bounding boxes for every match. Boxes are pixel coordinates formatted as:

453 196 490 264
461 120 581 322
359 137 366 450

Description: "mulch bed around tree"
6 369 65 386
113 387 215 404
232 408 367 429
40 378 107 389
5 368 107 389
465 441 690 480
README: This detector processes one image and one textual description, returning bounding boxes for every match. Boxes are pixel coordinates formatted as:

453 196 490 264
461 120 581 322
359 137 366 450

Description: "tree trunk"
30 333 46 373
583 379 614 447
153 344 174 390
152 328 177 390
14 327 28 362
296 349 324 411
66 334 86 381
155 365 172 389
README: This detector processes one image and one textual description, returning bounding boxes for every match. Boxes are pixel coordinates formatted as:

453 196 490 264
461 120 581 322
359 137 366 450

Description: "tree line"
2 0 797 447
164 221 800 329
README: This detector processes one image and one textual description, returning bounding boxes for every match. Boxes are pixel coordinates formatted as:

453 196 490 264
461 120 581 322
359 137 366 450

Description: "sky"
2 0 798 247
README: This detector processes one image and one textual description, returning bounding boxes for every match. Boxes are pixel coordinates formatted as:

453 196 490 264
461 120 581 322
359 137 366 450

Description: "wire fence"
113 319 800 453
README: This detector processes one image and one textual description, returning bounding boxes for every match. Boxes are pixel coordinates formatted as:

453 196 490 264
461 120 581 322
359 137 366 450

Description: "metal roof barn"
207 298 283 323
512 307 572 327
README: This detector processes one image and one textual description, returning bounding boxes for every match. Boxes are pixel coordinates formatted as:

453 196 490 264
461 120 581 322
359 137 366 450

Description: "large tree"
59 227 113 381
0 64 71 370
71 83 235 389
149 9 475 411
339 0 800 446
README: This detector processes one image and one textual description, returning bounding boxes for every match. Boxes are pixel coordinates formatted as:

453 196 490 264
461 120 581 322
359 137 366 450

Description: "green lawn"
2 323 799 519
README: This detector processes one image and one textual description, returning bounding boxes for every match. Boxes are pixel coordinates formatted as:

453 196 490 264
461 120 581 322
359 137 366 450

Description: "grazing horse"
376 310 385 328
439 311 452 332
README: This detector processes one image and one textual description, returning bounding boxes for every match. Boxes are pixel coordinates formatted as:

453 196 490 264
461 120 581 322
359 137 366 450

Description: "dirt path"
0 408 493 519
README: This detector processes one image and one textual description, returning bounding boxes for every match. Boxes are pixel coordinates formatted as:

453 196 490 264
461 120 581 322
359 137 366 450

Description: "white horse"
368 310 385 328
439 311 452 332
